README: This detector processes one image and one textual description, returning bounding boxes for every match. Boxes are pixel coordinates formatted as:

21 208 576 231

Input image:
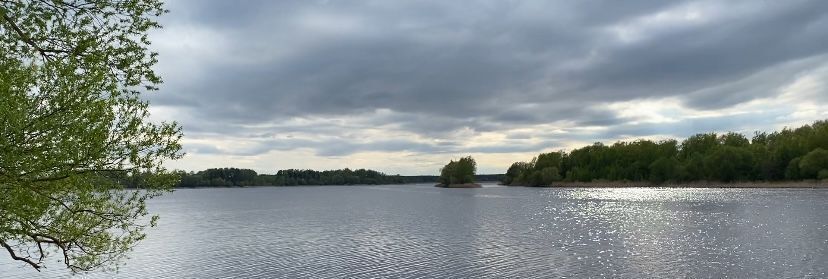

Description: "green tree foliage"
819 170 828 180
680 153 706 181
438 156 477 185
704 146 754 182
176 168 406 187
679 133 718 159
203 168 258 186
439 161 456 185
502 120 828 185
798 148 828 179
1 0 181 272
534 152 563 171
719 132 750 147
649 157 679 183
503 161 532 185
504 152 564 186
538 167 562 185
785 157 801 180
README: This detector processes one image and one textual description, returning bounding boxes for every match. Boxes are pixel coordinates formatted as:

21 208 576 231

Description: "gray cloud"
150 0 828 162
594 110 795 140
182 136 557 158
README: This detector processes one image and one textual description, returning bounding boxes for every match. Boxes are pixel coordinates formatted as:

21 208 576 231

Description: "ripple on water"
1 186 827 278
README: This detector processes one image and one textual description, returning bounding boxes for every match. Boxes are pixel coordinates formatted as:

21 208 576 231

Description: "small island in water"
435 156 482 188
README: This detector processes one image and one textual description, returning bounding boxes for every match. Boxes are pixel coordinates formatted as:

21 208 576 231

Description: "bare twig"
0 239 42 271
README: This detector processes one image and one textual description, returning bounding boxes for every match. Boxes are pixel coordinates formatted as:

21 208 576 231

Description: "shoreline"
434 183 483 188
507 181 828 188
166 181 828 189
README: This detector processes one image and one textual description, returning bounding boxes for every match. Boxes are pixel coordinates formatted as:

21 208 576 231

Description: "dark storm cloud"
152 0 828 157
574 2 828 108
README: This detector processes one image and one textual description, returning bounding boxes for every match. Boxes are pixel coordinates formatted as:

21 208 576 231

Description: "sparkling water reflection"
2 185 827 278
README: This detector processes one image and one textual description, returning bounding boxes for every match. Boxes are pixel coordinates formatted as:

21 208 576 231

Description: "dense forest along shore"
502 120 828 187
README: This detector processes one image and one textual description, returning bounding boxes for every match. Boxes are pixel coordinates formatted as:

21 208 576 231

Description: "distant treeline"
504 120 828 186
173 168 506 187
177 168 404 187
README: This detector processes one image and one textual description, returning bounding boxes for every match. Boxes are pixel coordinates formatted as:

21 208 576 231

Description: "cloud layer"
148 0 828 174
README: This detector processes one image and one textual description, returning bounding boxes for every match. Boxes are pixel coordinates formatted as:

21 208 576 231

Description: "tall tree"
0 0 181 272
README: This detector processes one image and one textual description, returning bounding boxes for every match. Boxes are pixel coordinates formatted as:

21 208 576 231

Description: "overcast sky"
147 0 828 175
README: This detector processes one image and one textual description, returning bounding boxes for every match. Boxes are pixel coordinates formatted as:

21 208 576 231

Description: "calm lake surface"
2 184 827 278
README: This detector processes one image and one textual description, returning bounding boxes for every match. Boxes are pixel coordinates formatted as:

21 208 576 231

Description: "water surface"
2 184 827 278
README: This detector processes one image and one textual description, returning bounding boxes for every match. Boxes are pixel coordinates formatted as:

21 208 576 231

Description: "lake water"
2 184 827 278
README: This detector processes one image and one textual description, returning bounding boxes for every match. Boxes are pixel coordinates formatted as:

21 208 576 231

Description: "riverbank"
510 181 828 188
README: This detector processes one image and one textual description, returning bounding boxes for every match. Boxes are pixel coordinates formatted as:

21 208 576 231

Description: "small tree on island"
439 156 477 185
